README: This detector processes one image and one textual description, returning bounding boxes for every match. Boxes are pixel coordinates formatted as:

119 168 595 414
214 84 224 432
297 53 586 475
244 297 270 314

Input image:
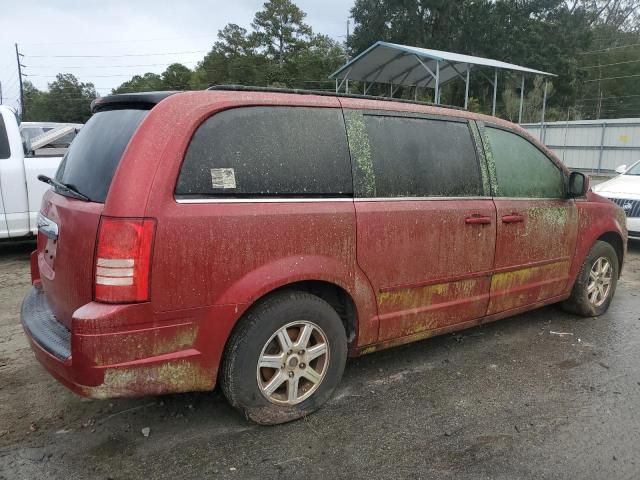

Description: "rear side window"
55 109 148 202
354 113 482 198
176 107 352 197
0 115 10 160
485 127 564 198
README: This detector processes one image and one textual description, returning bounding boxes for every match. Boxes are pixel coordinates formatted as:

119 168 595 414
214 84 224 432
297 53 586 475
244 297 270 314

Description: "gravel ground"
1 239 639 480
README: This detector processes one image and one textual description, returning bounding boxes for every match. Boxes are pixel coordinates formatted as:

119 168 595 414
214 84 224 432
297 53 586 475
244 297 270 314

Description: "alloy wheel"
256 321 330 405
587 256 613 307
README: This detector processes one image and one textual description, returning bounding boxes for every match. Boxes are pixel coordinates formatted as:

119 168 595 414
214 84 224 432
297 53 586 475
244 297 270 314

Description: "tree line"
21 0 640 124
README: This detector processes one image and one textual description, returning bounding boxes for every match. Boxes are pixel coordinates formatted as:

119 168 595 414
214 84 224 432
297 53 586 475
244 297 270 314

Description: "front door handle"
502 214 525 224
465 215 492 225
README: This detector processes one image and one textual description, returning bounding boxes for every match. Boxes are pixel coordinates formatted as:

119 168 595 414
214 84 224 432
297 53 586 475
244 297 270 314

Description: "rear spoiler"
91 91 178 113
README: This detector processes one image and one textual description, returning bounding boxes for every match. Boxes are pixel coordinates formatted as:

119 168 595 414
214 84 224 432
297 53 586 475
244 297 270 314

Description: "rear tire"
221 290 347 425
562 240 619 317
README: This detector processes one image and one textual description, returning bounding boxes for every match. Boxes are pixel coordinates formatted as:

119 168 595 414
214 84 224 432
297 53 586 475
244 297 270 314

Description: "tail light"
94 217 156 303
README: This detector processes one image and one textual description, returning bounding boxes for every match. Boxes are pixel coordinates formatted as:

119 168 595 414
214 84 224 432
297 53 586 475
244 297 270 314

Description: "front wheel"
221 291 347 425
562 240 619 317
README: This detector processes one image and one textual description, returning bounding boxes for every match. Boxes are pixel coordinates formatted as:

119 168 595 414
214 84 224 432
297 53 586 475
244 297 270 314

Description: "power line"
584 73 640 82
0 61 18 75
0 69 18 85
20 34 220 47
579 93 640 101
580 58 640 69
23 62 200 69
3 77 20 93
578 42 640 55
26 73 167 78
23 50 208 59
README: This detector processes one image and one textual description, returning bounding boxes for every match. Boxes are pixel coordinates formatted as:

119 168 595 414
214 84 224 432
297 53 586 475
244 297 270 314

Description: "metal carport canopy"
329 41 556 121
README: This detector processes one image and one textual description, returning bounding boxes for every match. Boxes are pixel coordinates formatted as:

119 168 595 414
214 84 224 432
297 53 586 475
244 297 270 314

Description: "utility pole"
346 20 350 62
344 20 351 94
0 81 3 104
15 43 25 118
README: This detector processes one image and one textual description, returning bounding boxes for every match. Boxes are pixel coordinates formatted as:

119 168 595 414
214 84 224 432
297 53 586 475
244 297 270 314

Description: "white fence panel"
521 118 640 173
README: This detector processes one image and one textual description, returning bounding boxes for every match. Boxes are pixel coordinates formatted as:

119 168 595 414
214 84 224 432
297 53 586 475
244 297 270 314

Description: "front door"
480 123 578 314
343 109 496 342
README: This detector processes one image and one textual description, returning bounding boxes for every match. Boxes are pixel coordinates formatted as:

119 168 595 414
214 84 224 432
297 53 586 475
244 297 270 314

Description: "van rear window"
55 109 148 202
175 107 353 198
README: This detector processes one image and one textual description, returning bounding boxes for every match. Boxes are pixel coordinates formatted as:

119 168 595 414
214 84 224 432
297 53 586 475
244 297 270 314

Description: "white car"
593 161 640 239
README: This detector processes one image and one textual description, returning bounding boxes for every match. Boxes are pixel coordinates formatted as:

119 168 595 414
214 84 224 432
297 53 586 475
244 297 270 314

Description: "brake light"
94 217 156 303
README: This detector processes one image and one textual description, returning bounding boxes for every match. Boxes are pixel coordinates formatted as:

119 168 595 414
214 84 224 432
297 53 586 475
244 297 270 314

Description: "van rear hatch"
37 93 174 328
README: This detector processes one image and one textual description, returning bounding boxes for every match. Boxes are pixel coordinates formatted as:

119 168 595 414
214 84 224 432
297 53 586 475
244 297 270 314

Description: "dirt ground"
1 239 640 479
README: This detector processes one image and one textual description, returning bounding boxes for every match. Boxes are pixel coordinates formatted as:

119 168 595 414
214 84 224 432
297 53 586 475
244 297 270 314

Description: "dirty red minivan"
22 87 627 424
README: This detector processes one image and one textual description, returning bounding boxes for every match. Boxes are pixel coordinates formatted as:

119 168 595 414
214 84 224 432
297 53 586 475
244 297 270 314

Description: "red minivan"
22 87 627 424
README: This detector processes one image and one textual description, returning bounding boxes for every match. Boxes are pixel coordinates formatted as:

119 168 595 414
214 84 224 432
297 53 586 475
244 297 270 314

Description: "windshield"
625 161 640 176
55 109 148 202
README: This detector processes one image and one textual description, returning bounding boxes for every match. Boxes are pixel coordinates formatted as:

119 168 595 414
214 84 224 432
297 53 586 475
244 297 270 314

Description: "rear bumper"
21 285 229 399
22 285 71 360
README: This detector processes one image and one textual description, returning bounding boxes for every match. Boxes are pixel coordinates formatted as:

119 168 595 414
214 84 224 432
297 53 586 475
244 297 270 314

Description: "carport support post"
435 61 440 105
492 68 498 116
540 79 548 142
597 123 607 174
336 68 351 94
518 75 525 124
464 64 470 110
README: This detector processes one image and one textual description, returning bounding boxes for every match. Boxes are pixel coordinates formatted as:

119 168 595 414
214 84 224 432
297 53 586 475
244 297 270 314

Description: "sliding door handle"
465 215 492 225
502 214 525 224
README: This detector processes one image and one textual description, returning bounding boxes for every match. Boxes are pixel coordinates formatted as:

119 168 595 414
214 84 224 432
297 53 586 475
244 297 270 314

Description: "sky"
0 0 353 111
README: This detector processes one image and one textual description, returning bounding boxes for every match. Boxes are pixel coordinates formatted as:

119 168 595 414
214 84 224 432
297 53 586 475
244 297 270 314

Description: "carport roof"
329 41 555 88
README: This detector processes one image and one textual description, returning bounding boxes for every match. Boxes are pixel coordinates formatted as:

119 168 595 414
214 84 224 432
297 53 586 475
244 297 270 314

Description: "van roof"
91 85 468 115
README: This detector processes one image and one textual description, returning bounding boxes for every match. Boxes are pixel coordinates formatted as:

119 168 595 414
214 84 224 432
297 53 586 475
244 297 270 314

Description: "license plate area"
37 213 59 272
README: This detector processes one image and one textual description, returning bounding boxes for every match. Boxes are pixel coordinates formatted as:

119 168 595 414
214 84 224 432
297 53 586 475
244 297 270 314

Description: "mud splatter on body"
344 110 376 197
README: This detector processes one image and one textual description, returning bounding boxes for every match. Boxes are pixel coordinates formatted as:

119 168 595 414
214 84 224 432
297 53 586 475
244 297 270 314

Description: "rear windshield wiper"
37 174 90 202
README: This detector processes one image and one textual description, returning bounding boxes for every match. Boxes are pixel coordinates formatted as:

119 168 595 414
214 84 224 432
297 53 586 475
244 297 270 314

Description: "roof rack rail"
206 84 464 111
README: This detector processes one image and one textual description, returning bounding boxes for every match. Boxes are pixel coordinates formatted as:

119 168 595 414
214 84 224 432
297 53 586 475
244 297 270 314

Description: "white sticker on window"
211 168 236 189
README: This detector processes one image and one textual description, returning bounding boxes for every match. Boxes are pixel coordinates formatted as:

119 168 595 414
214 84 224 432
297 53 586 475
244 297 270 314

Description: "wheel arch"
597 231 625 276
215 278 363 390
235 279 359 346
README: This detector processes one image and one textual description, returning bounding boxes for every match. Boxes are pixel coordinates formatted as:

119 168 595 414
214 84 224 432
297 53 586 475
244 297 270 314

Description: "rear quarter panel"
107 91 379 354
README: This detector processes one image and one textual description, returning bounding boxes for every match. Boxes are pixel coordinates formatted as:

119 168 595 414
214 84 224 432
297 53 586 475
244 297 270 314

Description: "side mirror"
615 164 627 174
569 171 589 198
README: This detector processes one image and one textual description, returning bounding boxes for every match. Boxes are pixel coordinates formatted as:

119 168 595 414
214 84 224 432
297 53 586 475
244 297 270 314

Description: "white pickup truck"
0 105 80 239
